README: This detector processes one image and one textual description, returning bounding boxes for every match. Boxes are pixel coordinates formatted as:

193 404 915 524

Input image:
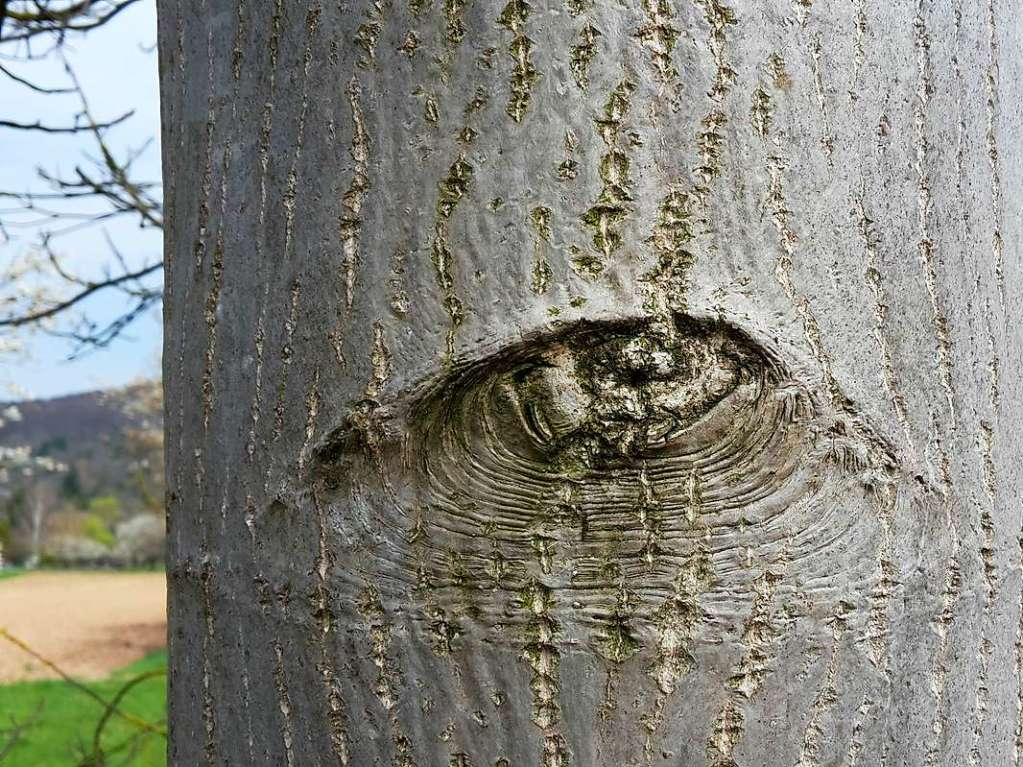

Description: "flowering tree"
0 404 66 567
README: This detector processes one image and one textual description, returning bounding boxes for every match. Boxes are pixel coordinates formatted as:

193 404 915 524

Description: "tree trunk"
157 1 1021 764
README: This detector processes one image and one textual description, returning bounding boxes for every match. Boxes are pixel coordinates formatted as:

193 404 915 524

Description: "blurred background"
0 2 167 764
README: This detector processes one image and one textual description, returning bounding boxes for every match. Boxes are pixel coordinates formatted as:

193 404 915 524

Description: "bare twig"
0 60 73 92
61 290 162 355
0 1 143 45
0 626 166 738
89 670 166 763
0 108 132 134
0 260 162 327
0 701 45 761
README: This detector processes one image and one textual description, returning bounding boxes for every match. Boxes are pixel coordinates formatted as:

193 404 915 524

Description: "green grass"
0 651 166 766
0 567 165 583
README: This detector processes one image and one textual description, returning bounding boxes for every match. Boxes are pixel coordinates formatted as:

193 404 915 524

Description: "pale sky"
0 1 163 400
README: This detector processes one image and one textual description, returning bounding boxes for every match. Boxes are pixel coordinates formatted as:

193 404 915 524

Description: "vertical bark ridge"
924 533 962 766
912 2 957 449
850 0 867 97
794 609 846 767
971 15 1001 725
250 525 299 763
527 206 553 295
431 154 473 361
200 146 229 433
192 19 224 763
270 5 323 398
635 0 681 88
865 483 896 678
984 0 1005 312
639 549 711 766
441 0 471 77
246 0 286 462
692 0 735 192
271 639 297 767
356 585 417 764
582 79 636 267
855 196 917 466
299 369 322 473
519 580 568 767
192 26 217 274
309 484 352 764
979 5 1015 753
569 20 600 89
807 32 834 159
234 623 258 763
753 40 852 421
269 281 302 452
355 2 385 69
338 75 369 324
641 0 735 328
199 554 217 765
946 28 1000 747
231 0 248 81
842 694 876 767
705 568 785 766
497 0 541 123
766 154 839 409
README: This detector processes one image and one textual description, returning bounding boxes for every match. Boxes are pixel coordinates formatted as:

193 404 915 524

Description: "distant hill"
0 383 164 566
0 390 134 452
0 383 162 511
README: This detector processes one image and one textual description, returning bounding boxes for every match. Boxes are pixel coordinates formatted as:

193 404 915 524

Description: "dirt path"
0 571 166 683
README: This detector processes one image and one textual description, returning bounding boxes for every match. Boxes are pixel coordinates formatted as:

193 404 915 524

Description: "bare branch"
0 108 133 134
0 60 72 92
60 290 162 355
0 259 162 328
0 0 143 45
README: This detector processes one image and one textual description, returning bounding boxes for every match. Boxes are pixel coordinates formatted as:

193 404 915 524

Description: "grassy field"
0 568 25 581
0 650 167 766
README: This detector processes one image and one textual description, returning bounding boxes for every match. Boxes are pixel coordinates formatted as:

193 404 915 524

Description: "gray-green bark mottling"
158 0 1021 764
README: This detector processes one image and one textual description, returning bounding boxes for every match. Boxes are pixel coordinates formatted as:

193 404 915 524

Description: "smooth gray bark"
158 0 1022 764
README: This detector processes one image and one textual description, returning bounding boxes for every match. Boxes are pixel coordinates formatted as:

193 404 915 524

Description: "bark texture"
158 0 1022 764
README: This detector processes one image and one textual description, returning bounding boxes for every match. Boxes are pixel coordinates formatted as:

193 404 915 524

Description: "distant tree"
0 405 32 485
0 518 12 565
117 378 163 513
81 512 116 548
114 513 163 566
23 478 59 567
87 494 120 525
59 465 87 507
34 436 68 456
0 404 65 566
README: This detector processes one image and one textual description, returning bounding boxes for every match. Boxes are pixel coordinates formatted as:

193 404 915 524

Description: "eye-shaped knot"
503 318 766 467
392 312 822 643
312 310 899 664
